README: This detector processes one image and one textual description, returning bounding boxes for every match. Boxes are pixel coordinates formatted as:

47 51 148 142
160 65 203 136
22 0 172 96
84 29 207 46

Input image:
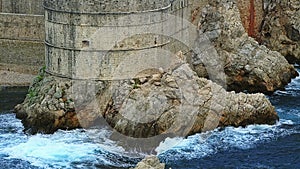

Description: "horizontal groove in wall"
43 3 172 15
45 40 170 52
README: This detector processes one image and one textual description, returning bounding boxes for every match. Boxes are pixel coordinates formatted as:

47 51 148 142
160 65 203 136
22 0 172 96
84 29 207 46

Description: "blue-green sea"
1 69 299 169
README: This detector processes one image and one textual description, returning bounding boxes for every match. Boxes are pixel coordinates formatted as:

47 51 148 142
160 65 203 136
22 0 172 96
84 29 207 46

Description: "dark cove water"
0 86 28 112
0 69 299 169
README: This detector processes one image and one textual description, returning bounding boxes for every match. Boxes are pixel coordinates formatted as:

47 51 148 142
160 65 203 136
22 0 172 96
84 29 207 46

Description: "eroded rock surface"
15 74 82 134
99 62 278 138
261 0 300 63
15 60 278 137
132 156 165 169
193 0 298 93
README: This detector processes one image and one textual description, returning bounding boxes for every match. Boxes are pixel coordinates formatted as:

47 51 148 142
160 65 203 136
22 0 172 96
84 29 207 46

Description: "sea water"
0 71 299 169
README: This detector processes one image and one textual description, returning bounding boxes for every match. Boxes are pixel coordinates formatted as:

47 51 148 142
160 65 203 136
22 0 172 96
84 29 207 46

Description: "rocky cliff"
12 1 300 168
191 0 298 94
260 0 300 64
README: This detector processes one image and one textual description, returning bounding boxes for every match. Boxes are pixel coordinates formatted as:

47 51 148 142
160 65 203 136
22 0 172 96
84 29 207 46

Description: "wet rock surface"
14 73 81 134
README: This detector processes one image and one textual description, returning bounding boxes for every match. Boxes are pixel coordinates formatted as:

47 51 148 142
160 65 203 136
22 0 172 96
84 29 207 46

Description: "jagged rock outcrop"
192 0 298 93
260 0 300 64
100 63 278 138
14 70 82 134
15 59 278 136
132 156 165 169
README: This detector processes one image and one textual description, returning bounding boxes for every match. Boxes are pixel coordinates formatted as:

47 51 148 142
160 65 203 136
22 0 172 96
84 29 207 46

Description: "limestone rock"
236 0 264 39
15 61 278 137
195 0 298 93
14 74 81 134
261 0 300 64
102 63 278 138
133 156 165 169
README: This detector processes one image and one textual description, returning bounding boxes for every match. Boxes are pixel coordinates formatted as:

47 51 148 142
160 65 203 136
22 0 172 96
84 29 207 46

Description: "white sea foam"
0 112 298 168
155 137 185 154
280 119 295 125
1 128 132 168
158 120 298 161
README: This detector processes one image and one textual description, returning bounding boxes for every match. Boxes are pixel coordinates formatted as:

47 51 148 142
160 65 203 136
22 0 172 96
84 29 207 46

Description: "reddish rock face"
248 0 256 37
237 0 264 39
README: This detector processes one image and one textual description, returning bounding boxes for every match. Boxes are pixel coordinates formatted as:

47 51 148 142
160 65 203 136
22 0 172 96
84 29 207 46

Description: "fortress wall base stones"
0 13 44 74
0 39 44 74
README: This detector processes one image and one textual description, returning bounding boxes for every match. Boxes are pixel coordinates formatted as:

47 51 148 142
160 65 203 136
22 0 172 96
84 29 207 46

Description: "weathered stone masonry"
0 0 44 74
44 0 191 80
0 0 43 14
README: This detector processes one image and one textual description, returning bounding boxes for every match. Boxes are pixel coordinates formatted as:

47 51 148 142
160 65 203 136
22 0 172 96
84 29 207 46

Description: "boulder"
132 156 165 169
192 0 298 93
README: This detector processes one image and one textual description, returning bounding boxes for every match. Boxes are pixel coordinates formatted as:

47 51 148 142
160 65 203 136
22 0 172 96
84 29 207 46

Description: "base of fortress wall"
0 39 44 74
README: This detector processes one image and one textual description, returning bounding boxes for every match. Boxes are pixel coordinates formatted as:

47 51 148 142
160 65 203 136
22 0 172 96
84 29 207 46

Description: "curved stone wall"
44 0 170 13
45 0 189 80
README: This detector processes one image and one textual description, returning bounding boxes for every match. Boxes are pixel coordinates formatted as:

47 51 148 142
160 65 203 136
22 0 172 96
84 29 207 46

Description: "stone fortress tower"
44 0 191 80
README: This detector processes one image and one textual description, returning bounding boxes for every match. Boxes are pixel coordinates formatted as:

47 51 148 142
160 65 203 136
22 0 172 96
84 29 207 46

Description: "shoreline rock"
14 74 81 134
14 61 278 137
192 0 298 94
261 0 300 64
132 156 165 169
101 63 278 138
